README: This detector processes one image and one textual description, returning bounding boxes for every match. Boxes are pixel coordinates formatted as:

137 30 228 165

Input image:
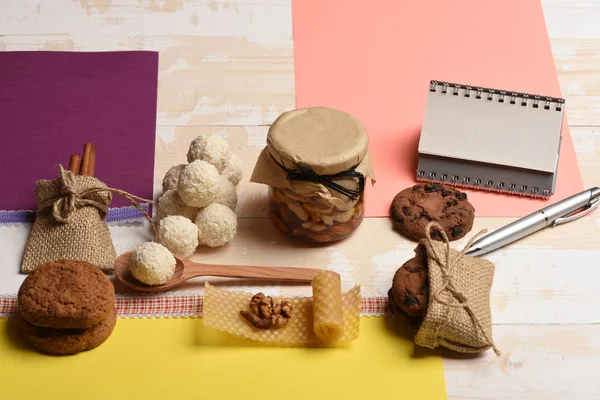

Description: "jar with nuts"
250 107 375 243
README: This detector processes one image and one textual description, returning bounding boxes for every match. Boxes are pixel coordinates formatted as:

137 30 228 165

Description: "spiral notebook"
416 80 565 198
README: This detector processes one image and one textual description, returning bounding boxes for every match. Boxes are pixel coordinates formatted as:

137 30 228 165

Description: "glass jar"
267 187 364 243
251 107 374 243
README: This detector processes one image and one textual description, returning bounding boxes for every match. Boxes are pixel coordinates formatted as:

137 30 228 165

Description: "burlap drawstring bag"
414 222 500 356
21 165 154 273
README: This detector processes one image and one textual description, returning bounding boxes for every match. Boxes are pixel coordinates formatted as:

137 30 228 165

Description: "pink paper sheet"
292 0 584 217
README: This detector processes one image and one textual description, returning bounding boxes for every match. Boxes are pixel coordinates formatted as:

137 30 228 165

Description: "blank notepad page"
418 82 564 174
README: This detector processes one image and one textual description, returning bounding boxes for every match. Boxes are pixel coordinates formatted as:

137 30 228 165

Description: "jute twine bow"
272 154 365 201
37 165 157 233
424 221 501 356
283 162 365 200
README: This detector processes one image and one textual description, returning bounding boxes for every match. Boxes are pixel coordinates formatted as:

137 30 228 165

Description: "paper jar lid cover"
250 107 375 201
266 107 371 176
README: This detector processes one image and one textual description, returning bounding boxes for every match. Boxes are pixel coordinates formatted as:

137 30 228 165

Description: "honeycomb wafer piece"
312 271 344 342
202 280 361 346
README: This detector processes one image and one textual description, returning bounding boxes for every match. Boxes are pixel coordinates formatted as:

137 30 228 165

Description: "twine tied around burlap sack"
21 165 156 273
414 221 501 356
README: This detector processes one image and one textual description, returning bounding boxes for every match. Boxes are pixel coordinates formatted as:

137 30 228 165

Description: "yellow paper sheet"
0 317 446 400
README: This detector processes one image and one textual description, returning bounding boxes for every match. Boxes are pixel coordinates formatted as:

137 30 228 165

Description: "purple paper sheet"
0 51 158 218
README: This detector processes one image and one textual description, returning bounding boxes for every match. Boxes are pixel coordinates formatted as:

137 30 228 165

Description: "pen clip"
552 198 600 227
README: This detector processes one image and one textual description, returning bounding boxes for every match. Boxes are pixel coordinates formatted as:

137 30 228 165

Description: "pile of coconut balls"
127 134 243 286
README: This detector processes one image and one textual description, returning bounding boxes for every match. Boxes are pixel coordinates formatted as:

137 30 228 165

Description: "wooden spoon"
113 251 324 293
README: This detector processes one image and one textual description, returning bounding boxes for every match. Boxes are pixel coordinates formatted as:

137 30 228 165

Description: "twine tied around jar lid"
277 162 365 200
250 107 376 205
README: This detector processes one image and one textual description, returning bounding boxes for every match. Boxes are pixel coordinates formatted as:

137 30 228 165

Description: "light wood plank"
570 127 600 187
0 34 294 126
162 216 600 324
0 0 292 37
154 125 600 212
544 0 600 39
7 1 600 127
544 0 600 7
2 1 600 398
552 41 600 126
542 0 600 126
444 324 600 400
0 0 295 126
153 123 600 324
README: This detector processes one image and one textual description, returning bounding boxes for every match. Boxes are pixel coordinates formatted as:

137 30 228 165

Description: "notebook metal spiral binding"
420 80 564 198
415 170 552 198
429 80 565 112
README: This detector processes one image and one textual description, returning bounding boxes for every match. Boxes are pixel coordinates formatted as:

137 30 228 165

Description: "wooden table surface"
2 0 600 398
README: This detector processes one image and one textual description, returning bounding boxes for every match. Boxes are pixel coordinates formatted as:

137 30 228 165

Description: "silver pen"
465 187 600 257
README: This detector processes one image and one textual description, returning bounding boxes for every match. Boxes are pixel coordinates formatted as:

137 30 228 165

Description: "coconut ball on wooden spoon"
129 242 177 286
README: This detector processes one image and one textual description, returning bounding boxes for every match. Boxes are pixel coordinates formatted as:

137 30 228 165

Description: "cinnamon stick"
68 155 82 174
80 143 93 176
89 145 96 177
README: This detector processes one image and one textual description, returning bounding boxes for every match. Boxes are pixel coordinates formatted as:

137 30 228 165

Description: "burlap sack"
414 222 500 355
21 166 123 273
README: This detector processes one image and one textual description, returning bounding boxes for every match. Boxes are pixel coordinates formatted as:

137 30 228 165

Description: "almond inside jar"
268 187 364 243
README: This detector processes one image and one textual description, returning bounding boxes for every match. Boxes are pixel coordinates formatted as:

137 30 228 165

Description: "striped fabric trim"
0 294 390 318
0 203 151 225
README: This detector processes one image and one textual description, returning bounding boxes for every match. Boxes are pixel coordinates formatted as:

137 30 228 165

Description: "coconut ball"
155 189 198 223
221 154 243 186
195 203 237 247
129 242 176 286
156 215 199 259
177 160 220 208
213 175 238 211
186 133 231 172
162 164 186 192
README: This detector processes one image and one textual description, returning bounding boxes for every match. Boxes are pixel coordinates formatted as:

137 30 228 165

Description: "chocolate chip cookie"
388 252 429 323
18 260 115 329
19 306 117 355
390 183 474 241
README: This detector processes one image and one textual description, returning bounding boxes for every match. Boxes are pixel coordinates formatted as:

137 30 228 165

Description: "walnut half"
240 293 293 330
